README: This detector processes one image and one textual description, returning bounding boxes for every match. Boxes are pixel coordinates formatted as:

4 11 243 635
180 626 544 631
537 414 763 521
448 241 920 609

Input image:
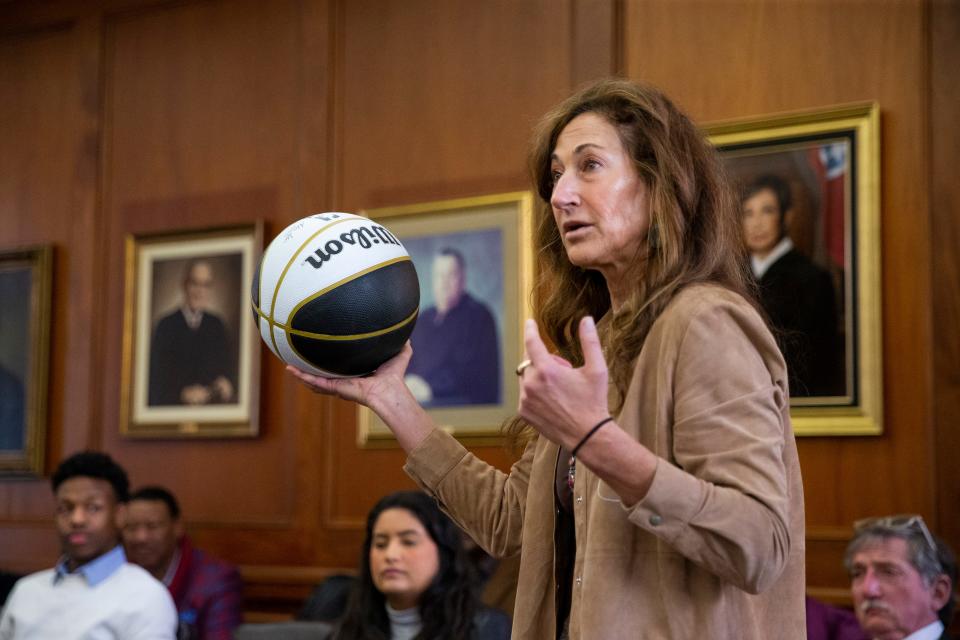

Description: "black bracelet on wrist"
571 416 614 459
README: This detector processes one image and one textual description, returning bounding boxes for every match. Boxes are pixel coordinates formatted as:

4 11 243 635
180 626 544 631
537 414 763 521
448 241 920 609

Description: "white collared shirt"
0 549 177 639
901 619 945 640
160 545 182 587
750 236 794 280
181 306 203 330
53 544 126 586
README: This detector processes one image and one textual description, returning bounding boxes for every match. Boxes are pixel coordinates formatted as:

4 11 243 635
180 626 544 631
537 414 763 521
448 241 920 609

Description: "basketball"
252 212 420 377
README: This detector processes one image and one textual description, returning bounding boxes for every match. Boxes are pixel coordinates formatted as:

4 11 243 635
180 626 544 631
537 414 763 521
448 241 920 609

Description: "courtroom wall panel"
622 0 944 602
100 0 305 545
0 18 103 572
0 0 595 614
328 0 578 528
930 0 960 551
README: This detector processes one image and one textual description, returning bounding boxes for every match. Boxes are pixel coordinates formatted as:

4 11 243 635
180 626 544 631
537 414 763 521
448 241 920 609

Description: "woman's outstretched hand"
286 341 414 408
517 316 611 451
286 342 434 452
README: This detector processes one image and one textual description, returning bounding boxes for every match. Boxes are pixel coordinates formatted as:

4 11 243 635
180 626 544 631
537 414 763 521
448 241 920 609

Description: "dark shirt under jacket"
756 249 842 397
473 606 512 640
148 310 236 407
407 293 500 407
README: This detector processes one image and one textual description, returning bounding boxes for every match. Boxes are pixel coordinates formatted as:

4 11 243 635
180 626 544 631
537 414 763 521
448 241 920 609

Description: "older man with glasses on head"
846 515 958 640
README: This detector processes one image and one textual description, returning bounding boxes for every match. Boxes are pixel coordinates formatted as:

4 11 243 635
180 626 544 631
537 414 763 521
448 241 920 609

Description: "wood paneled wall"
931 0 960 560
621 0 958 601
0 0 956 617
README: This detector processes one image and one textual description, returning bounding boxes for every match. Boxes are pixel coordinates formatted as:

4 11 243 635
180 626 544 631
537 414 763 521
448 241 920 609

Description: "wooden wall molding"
240 564 356 621
806 526 856 542
930 0 960 553
806 587 854 608
570 0 622 85
241 564 351 586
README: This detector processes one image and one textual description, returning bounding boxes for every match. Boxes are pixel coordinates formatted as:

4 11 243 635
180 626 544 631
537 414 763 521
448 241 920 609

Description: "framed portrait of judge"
357 192 533 446
120 223 262 438
705 102 882 436
0 245 52 476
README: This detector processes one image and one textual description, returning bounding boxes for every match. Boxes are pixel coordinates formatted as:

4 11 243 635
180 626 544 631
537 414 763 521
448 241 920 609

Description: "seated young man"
123 486 243 640
0 451 177 639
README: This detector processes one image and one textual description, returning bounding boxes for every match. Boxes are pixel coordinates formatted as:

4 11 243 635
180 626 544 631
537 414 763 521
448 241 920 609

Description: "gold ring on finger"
515 359 532 376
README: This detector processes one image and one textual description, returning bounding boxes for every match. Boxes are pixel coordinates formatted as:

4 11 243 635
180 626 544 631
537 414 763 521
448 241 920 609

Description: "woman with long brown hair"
290 78 806 639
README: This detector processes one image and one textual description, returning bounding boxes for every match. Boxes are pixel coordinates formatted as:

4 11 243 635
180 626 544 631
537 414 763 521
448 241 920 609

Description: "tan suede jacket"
405 284 806 639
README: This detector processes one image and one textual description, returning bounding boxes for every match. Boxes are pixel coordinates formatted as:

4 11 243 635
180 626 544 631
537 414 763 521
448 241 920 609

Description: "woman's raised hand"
517 316 611 450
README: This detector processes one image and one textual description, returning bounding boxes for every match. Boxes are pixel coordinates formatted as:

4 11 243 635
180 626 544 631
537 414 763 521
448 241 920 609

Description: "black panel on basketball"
290 261 420 335
290 324 416 377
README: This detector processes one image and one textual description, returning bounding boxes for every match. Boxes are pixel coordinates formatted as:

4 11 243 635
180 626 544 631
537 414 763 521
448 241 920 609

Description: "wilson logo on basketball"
304 225 402 269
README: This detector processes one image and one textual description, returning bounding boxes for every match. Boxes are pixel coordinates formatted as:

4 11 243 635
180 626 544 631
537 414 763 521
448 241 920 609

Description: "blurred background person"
404 247 500 407
149 258 237 407
0 451 176 639
333 491 510 640
741 173 842 397
298 574 356 626
845 515 957 640
123 485 242 640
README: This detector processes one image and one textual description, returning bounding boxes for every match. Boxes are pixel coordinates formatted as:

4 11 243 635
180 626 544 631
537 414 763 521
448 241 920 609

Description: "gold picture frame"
357 192 534 446
121 223 263 438
0 245 52 475
705 102 882 435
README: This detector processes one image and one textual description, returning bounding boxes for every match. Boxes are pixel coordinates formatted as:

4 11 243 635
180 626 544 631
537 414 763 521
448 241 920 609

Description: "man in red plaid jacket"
123 486 242 640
